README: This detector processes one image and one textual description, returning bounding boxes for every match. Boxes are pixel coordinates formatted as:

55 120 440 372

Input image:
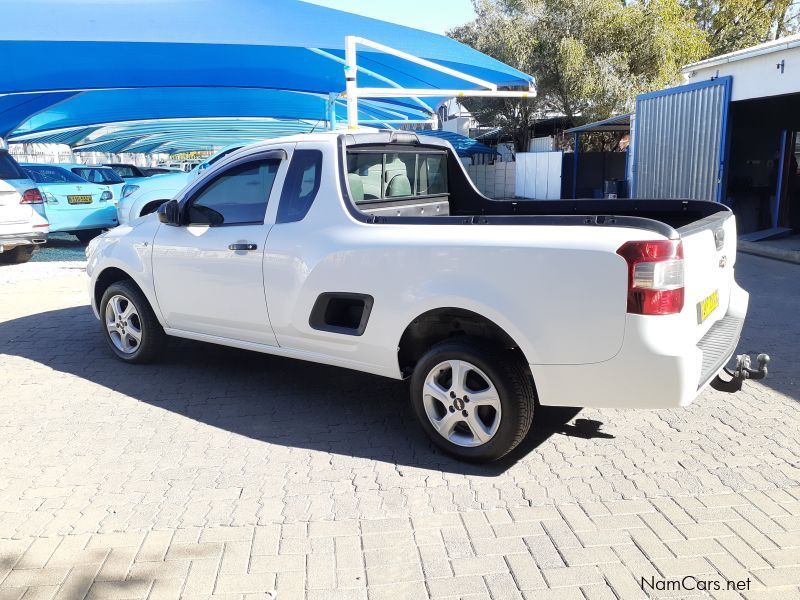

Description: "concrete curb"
738 240 800 265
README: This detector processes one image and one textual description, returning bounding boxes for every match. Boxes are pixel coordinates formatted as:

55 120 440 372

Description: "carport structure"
0 0 534 153
564 114 631 199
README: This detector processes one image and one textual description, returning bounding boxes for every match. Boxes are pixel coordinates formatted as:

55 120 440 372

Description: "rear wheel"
0 245 35 264
410 337 535 462
100 280 165 363
74 229 103 244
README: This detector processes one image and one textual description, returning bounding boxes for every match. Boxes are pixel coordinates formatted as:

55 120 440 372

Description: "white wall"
465 162 516 199
515 152 563 199
685 43 800 101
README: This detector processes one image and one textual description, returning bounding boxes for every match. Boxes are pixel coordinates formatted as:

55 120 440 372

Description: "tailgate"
679 212 738 344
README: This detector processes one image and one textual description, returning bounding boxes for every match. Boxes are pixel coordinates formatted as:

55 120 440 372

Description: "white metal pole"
354 88 535 99
344 35 359 129
354 36 499 91
310 48 434 115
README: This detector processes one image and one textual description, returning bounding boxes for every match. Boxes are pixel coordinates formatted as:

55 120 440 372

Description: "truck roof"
232 129 453 156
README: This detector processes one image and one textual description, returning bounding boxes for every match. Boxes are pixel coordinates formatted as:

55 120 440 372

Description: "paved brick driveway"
0 253 798 599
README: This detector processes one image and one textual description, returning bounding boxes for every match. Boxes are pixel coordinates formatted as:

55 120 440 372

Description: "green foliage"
449 0 798 150
685 0 799 54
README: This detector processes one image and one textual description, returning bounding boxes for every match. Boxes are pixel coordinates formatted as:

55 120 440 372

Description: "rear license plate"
68 195 92 204
697 290 719 323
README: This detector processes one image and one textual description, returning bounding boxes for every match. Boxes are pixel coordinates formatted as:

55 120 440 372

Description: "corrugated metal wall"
633 77 731 202
528 136 555 153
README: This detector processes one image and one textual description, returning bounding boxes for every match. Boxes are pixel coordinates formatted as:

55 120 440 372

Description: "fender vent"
309 293 374 336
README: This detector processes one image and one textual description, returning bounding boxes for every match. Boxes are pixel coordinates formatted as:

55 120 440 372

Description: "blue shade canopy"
0 0 534 141
65 119 324 154
5 89 435 142
418 130 499 157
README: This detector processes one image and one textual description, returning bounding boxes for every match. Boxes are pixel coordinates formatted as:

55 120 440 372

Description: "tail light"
616 240 684 315
20 188 43 204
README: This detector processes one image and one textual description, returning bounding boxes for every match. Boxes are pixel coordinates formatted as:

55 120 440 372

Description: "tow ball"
710 353 770 393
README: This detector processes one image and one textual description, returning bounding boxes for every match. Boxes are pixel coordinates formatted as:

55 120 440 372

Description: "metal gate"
632 77 732 202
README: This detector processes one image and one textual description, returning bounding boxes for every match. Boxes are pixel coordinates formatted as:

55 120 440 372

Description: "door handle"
228 243 258 251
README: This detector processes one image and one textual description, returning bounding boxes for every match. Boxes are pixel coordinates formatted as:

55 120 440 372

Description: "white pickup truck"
86 130 766 462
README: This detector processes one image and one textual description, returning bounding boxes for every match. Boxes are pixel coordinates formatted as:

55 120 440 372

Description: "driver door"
152 152 286 345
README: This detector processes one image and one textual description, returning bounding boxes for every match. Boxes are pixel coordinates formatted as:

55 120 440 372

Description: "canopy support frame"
343 36 536 129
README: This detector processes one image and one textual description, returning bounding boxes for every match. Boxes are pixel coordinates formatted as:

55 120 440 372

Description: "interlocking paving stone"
0 253 798 598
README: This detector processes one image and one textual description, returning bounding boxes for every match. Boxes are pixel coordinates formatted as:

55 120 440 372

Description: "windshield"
24 165 87 184
72 167 124 184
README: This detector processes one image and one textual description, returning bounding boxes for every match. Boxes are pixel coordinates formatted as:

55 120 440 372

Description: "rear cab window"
345 148 448 215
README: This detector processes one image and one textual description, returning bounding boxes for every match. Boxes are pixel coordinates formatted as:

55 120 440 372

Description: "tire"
410 337 535 462
0 245 35 264
75 229 103 244
99 280 165 364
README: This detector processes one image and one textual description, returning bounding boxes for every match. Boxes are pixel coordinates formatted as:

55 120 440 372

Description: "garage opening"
726 94 800 235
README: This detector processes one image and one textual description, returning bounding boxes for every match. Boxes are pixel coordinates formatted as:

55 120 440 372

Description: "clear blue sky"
304 0 476 34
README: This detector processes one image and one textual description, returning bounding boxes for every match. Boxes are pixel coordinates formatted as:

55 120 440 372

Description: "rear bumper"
531 280 749 409
0 231 48 252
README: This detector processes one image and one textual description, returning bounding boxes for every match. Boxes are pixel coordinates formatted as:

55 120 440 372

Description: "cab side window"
187 160 279 226
276 150 323 224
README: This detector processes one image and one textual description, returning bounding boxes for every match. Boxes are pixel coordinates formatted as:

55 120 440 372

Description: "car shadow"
0 305 614 475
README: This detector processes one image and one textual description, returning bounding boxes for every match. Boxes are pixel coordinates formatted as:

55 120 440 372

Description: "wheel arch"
397 307 528 377
93 266 137 311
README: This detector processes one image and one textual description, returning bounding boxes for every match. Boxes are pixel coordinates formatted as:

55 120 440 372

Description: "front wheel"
410 337 535 462
100 280 165 363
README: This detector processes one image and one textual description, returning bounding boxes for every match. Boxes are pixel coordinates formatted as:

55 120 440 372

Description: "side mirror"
157 199 180 225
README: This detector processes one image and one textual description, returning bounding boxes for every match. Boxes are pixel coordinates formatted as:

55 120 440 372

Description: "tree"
449 0 708 150
684 0 800 55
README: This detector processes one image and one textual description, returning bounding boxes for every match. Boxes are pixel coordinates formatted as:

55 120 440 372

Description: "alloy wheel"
422 359 502 447
105 294 142 354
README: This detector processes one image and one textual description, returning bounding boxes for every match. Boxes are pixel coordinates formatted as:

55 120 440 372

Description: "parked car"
86 131 764 462
62 164 125 203
117 145 244 225
0 150 48 263
22 164 117 243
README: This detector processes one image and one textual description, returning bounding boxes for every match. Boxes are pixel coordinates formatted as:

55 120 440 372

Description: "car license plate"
697 290 719 323
68 195 92 204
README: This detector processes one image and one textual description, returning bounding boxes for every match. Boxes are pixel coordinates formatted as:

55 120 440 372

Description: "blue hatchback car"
22 164 118 243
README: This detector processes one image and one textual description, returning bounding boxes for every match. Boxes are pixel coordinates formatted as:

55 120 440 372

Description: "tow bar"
710 353 770 393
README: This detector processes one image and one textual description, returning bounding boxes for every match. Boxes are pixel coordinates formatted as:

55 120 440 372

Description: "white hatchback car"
0 150 48 264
